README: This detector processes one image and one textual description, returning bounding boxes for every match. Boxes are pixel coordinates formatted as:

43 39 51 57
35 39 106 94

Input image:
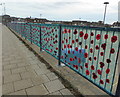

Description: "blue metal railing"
7 22 120 96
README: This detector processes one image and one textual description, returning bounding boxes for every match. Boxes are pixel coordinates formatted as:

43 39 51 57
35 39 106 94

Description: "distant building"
112 21 120 28
25 18 48 23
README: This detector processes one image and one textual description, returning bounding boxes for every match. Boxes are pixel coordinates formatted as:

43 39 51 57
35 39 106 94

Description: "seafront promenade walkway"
1 24 74 96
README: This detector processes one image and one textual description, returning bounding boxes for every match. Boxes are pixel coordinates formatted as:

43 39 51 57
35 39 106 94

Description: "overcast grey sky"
0 0 119 24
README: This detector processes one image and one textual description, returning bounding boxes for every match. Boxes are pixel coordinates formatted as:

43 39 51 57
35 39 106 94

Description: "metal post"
103 2 109 24
39 24 42 51
30 23 32 44
115 43 120 96
58 25 62 66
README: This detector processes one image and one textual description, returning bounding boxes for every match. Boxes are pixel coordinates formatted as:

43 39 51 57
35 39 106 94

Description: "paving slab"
8 90 27 95
2 82 14 95
3 74 21 84
31 75 50 86
14 79 33 91
26 84 49 95
44 79 65 93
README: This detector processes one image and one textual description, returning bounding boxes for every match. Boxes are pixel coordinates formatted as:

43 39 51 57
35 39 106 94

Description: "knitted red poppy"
97 69 102 75
96 34 101 40
111 36 117 43
100 80 104 84
84 53 88 58
106 68 110 74
84 33 88 39
80 31 84 37
104 34 108 39
74 29 77 34
110 48 115 54
86 70 90 75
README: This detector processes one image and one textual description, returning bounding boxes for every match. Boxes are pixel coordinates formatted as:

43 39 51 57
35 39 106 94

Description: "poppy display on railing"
7 22 120 96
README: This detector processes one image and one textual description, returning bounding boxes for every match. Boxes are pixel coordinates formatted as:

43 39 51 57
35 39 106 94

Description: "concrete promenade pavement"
1 24 74 96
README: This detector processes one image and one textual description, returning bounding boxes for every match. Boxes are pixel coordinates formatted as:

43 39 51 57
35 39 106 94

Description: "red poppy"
68 50 70 54
85 63 88 68
91 40 94 44
100 80 104 84
79 42 82 45
61 56 64 59
84 53 88 58
91 65 94 70
55 35 58 38
78 58 81 63
106 68 110 74
66 39 68 43
64 45 66 48
99 62 105 68
75 65 78 70
75 47 78 51
86 70 90 75
84 33 88 40
93 73 97 79
96 34 101 40
85 45 88 49
68 29 71 33
94 57 97 60
67 44 70 48
106 79 110 83
104 34 108 39
80 31 84 37
56 48 58 50
97 69 102 75
100 52 104 56
80 66 83 69
90 48 93 53
91 32 94 36
106 59 111 63
89 57 92 61
72 40 75 43
62 40 64 43
74 56 77 59
70 58 74 61
76 39 79 42
101 43 106 50
64 29 67 33
95 45 99 50
110 48 115 54
111 36 117 43
74 29 78 34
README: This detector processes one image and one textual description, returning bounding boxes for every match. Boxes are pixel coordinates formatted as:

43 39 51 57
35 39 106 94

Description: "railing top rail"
10 22 120 32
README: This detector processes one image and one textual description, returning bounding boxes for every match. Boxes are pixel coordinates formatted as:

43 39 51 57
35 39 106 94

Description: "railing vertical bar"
90 29 97 79
58 24 62 66
94 29 103 82
39 24 42 51
109 31 119 93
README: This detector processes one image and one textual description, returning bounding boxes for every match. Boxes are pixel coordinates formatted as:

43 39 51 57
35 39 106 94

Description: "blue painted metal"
6 22 120 96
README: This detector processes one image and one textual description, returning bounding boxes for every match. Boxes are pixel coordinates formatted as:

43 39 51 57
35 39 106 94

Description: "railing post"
30 23 32 44
39 24 42 51
115 43 120 96
58 24 62 66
